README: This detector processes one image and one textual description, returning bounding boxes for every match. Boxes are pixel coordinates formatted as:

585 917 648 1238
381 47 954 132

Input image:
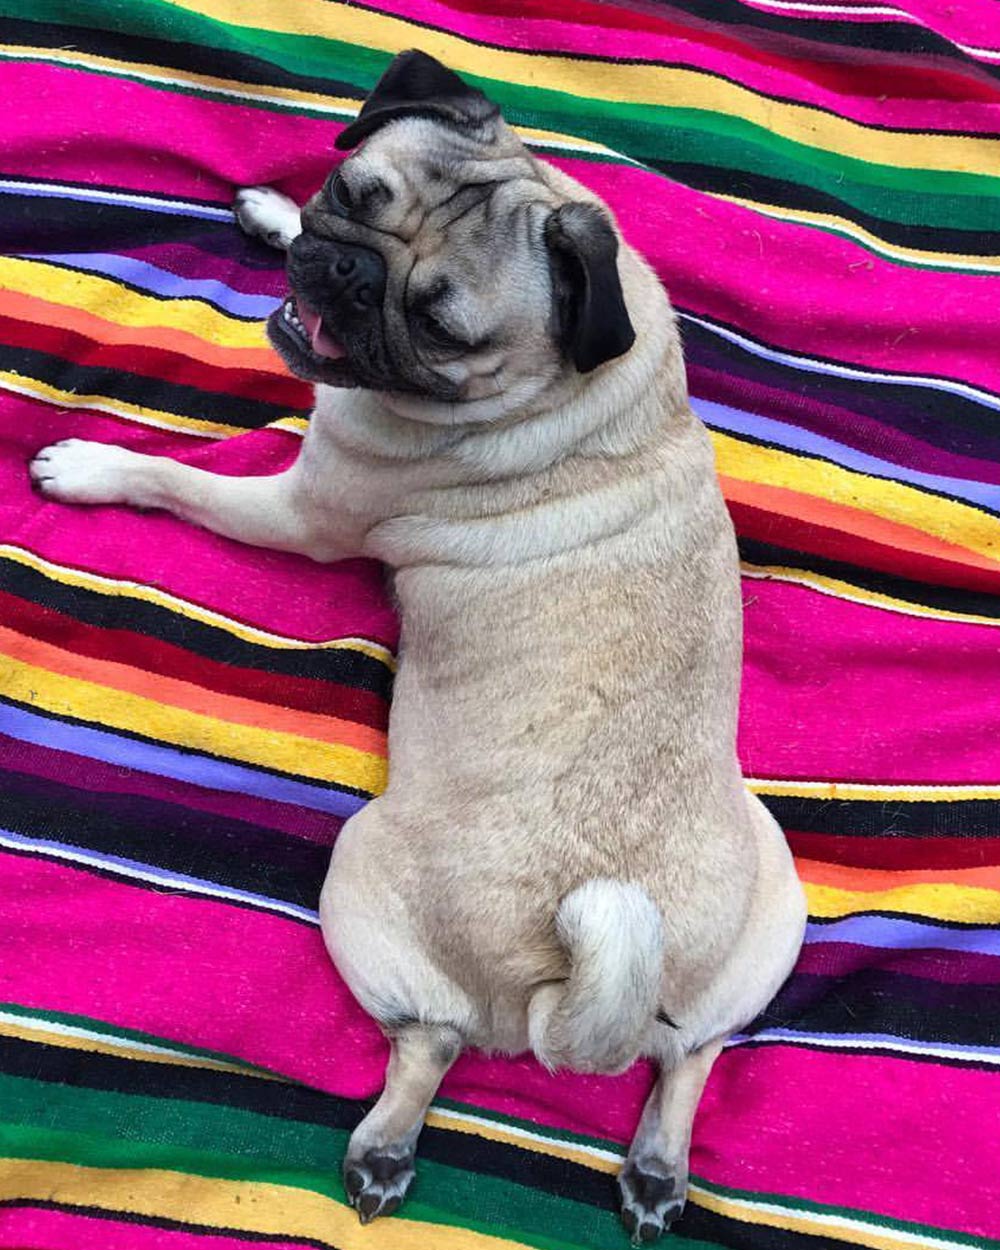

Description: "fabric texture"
2 2 999 1247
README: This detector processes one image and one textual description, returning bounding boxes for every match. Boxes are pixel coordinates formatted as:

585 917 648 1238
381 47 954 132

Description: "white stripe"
0 1008 216 1063
729 1031 1000 1066
0 176 231 220
691 1181 984 1250
0 833 320 924
680 311 1000 413
429 1104 625 1164
739 0 1000 61
0 373 223 439
0 542 395 659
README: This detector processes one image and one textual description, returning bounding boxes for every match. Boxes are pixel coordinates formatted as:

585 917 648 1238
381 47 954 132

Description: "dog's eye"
419 311 466 350
330 172 354 212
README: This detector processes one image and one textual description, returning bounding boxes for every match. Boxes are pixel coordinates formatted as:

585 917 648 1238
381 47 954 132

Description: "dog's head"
268 51 636 420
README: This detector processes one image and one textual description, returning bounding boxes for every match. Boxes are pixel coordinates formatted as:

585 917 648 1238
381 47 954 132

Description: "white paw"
233 186 301 249
30 439 141 506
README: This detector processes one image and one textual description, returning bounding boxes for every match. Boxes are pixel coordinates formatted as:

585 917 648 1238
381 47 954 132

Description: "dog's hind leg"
618 1039 723 1244
233 186 302 249
343 1023 463 1223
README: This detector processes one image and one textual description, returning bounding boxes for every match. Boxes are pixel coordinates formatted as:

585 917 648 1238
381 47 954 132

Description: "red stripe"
0 312 310 412
728 499 1000 595
788 830 1000 870
0 588 389 729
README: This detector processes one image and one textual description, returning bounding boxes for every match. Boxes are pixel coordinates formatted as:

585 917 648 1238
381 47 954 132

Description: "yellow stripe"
0 370 238 438
749 778 1000 803
0 1018 269 1078
0 1158 512 1250
0 544 395 663
0 257 266 350
1 45 618 162
176 0 1000 176
713 431 1000 568
805 879 1000 924
2 651 386 792
693 1185 951 1250
714 194 1000 274
742 562 1000 630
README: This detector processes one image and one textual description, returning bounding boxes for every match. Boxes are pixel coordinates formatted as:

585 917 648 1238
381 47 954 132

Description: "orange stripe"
0 624 386 755
797 857 1000 892
0 289 282 376
720 476 1000 575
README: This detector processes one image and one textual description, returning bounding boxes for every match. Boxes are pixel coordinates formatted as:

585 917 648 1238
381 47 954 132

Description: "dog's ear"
336 50 499 150
545 203 636 374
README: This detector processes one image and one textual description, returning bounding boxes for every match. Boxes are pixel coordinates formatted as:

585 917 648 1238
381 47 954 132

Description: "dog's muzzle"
289 234 387 314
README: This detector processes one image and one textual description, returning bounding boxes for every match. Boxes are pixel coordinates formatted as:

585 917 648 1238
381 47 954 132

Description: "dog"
29 50 805 1243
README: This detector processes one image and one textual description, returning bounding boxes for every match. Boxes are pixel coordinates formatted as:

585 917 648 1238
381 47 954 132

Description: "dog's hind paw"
618 1159 685 1244
343 1145 415 1223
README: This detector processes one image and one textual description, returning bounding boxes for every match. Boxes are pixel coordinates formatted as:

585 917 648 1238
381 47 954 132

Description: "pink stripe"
0 1207 311 1250
696 1044 1000 1238
1 395 399 648
9 65 999 395
0 733 342 844
553 157 1000 397
346 0 1000 132
740 578 1000 784
0 852 660 1140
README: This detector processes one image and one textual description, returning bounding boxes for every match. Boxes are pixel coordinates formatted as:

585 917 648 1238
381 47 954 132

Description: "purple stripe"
122 239 287 295
690 366 1000 486
696 397 1000 511
21 253 280 320
0 703 366 819
805 915 1000 957
798 941 1000 985
732 1028 1000 1060
0 733 342 843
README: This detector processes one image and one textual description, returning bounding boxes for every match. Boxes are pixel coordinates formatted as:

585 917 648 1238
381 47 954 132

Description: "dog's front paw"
233 186 300 249
343 1144 415 1224
618 1159 685 1244
30 439 139 506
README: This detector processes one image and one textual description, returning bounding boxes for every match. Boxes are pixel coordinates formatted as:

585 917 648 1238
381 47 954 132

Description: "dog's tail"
528 879 664 1074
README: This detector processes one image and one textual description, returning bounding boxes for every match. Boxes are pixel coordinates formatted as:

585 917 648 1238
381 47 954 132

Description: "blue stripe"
0 702 367 819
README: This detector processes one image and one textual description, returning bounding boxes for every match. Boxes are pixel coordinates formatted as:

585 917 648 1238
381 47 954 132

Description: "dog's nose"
326 243 386 310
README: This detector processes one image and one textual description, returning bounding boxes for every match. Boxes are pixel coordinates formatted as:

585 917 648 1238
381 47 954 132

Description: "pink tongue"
296 299 347 360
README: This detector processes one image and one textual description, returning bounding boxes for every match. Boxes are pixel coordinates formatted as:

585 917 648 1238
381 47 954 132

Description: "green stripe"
696 1174 1000 1250
9 3 1000 234
0 1072 621 1250
0 1002 276 1076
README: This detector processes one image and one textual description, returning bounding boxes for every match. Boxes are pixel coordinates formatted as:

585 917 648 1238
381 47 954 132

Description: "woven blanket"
2 3 999 1248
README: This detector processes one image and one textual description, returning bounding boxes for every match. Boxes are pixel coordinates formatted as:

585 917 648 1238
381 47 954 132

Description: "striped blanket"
2 3 998 1249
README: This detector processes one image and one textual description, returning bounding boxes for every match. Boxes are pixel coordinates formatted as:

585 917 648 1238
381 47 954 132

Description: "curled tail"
528 879 664 1074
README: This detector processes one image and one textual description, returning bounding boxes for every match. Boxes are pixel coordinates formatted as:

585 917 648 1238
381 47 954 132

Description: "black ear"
336 50 499 150
545 203 636 374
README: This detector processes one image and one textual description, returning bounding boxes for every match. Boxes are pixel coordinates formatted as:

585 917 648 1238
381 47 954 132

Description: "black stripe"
0 1200 340 1249
680 1200 852 1250
663 0 1000 68
762 969 1000 1048
0 341 298 433
682 315 1000 462
0 768 331 909
758 793 1000 839
0 15 365 104
0 692 373 800
0 559 394 696
655 160 1000 257
735 1037 1000 1073
740 537 1000 623
0 1035 618 1209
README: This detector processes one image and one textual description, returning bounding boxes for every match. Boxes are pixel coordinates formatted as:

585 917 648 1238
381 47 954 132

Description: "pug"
29 50 805 1243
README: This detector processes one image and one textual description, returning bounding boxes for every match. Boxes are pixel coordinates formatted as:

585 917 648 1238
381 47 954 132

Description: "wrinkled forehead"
340 116 545 228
